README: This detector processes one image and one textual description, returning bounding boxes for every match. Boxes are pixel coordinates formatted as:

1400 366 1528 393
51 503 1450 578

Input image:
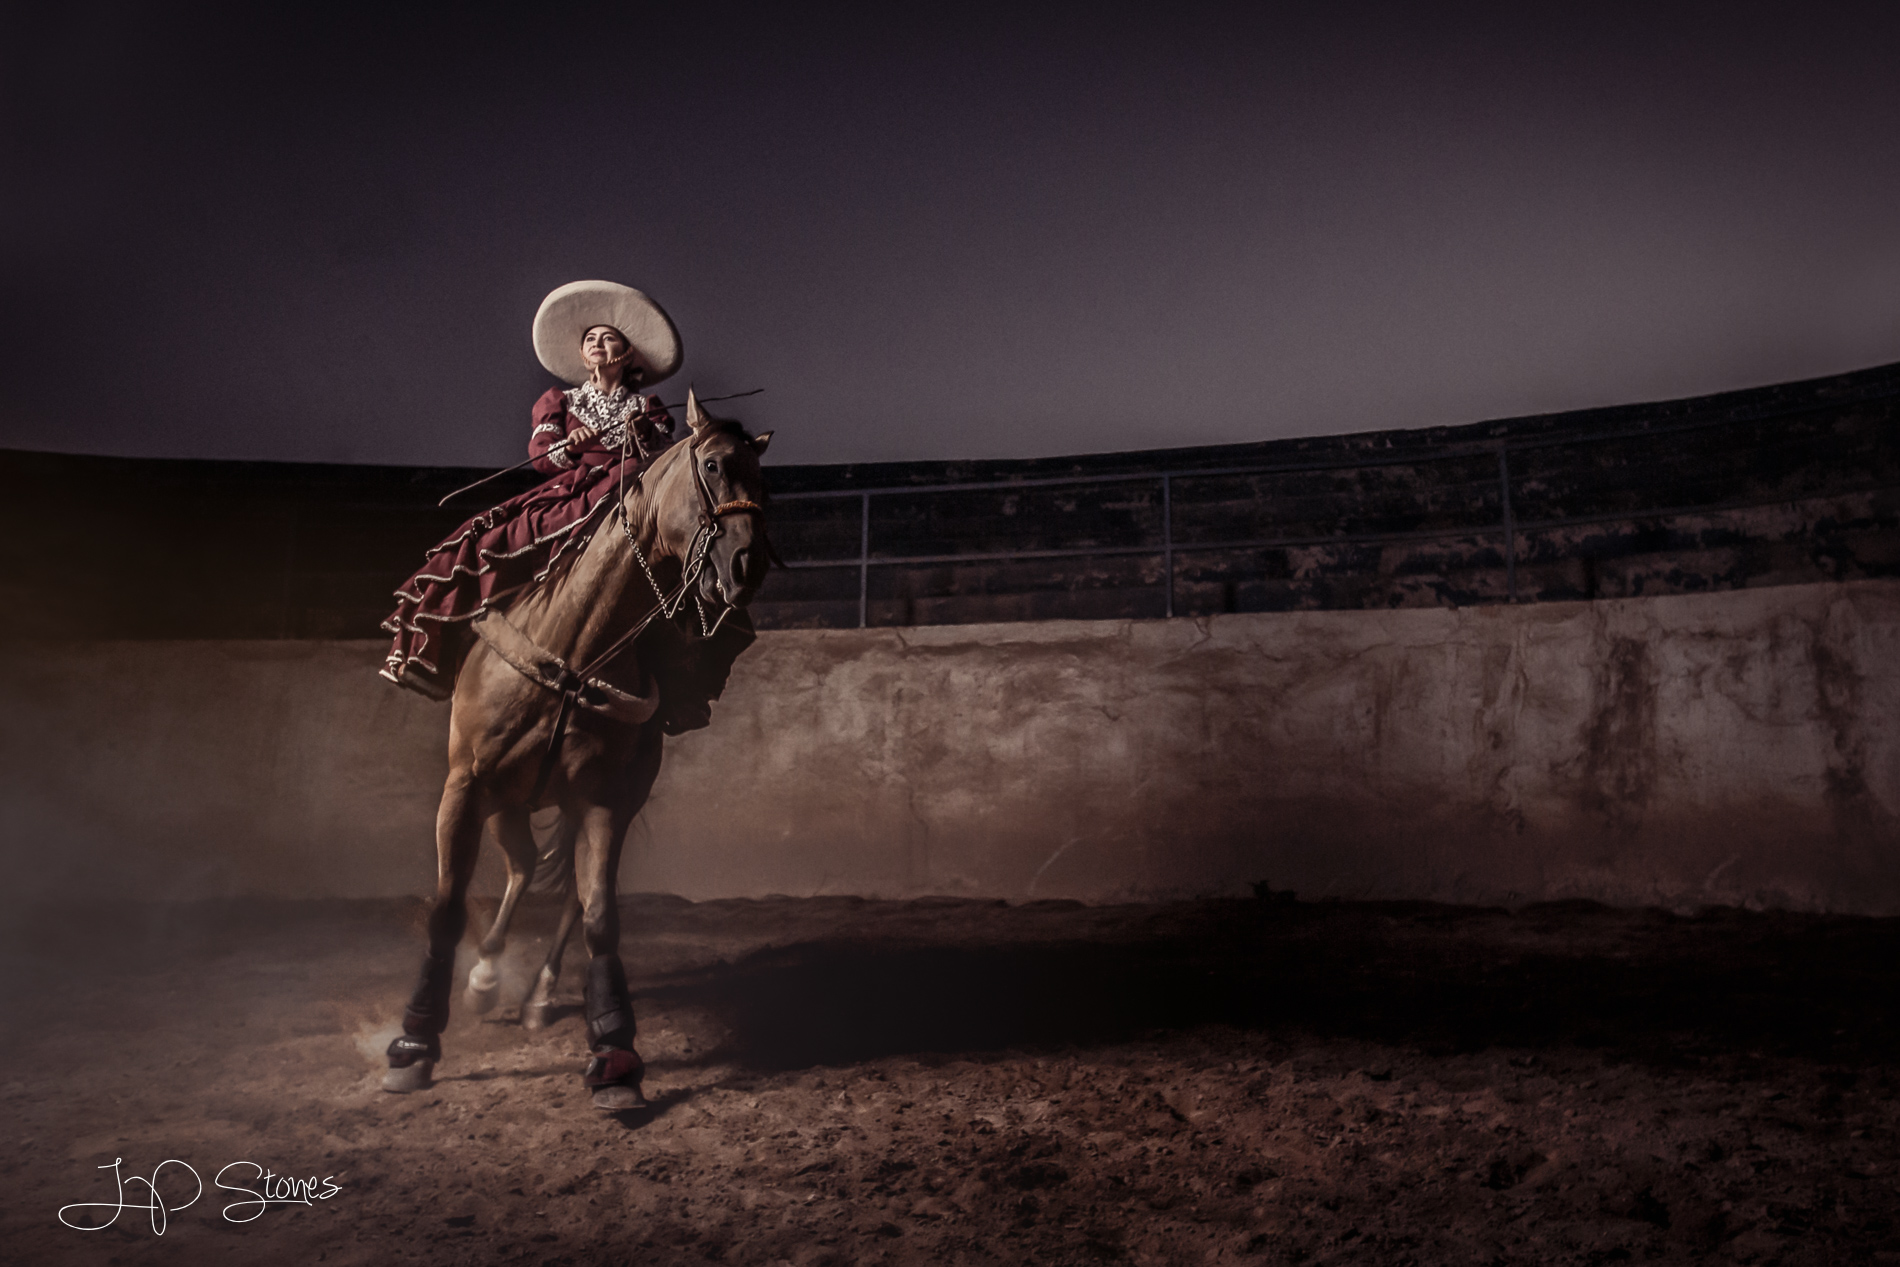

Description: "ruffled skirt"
380 458 638 699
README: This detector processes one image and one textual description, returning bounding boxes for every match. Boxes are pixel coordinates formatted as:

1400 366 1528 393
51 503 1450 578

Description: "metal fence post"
1498 446 1516 603
858 492 870 628
1161 473 1174 618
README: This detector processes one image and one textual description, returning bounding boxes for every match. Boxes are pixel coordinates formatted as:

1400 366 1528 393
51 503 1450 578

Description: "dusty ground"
1 893 1897 1266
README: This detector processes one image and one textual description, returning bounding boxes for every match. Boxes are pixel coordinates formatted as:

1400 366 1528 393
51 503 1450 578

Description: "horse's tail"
527 811 577 897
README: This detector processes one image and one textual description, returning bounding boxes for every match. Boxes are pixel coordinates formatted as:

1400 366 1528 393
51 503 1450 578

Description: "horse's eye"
704 459 717 471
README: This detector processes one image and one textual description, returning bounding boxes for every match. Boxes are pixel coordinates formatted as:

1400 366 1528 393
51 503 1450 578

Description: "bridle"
618 428 766 640
565 417 771 691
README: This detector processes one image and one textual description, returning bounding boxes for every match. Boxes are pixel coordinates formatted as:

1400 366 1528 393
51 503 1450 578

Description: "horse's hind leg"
522 887 581 1031
464 808 537 1015
384 770 486 1093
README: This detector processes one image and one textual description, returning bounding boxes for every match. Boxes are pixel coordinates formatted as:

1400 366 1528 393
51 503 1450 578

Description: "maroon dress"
380 384 674 700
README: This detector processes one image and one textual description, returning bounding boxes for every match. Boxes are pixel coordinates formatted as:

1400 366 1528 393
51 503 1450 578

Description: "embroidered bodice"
566 382 643 450
529 382 675 473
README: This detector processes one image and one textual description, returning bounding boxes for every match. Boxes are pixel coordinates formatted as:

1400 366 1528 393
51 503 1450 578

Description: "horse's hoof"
591 1083 647 1111
382 1060 435 1093
521 1004 549 1031
465 961 501 1014
584 1045 646 1110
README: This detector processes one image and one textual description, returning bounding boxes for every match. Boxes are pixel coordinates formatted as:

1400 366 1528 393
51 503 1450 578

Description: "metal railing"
769 402 1898 627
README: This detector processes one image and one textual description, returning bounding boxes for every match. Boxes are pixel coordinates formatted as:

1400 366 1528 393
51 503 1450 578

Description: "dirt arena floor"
2 892 1897 1267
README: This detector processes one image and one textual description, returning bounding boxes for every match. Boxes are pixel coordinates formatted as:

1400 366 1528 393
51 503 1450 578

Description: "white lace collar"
566 381 642 445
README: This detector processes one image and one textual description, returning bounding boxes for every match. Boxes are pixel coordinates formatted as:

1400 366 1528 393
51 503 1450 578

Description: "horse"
382 391 773 1109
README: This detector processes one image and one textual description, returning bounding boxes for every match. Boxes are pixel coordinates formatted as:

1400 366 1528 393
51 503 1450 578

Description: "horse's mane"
650 414 756 462
687 416 755 441
623 416 758 516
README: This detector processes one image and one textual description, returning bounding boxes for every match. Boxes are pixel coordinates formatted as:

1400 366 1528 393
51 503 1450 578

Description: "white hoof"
521 1003 550 1031
382 1060 435 1093
464 960 501 1014
592 1083 647 1111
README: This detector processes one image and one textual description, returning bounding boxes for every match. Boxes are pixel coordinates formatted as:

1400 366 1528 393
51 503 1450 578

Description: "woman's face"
581 325 630 367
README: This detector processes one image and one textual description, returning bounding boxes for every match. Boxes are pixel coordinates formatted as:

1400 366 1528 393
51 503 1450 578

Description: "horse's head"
648 389 774 612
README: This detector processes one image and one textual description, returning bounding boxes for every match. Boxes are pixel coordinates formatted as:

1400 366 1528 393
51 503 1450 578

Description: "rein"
526 428 765 801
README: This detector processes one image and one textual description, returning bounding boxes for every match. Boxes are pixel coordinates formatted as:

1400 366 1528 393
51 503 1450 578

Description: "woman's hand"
565 424 599 447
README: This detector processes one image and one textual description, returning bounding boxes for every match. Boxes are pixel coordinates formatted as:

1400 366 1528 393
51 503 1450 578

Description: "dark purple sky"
5 3 1900 468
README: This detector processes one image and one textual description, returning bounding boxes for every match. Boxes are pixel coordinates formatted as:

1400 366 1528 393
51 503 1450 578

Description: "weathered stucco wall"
3 580 1896 911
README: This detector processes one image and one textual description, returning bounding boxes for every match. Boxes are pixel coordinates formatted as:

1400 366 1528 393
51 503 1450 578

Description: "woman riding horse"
381 280 749 731
376 280 773 1107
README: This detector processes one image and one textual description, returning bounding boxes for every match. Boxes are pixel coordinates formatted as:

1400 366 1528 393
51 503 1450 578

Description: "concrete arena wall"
2 579 1896 913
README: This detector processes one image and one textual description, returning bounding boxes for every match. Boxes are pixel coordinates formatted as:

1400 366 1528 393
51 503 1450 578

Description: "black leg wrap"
401 950 457 1037
584 954 636 1049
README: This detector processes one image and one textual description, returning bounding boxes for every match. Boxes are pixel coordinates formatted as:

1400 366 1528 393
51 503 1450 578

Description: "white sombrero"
532 280 683 387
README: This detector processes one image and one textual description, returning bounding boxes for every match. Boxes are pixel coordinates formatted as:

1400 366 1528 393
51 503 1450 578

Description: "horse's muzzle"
729 545 765 594
707 542 765 609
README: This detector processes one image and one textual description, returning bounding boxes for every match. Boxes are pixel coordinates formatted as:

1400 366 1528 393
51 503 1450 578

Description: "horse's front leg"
574 724 664 1110
575 798 643 1110
384 767 488 1092
464 808 538 1015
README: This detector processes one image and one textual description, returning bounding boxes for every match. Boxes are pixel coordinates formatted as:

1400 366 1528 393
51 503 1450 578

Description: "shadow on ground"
624 897 1900 1073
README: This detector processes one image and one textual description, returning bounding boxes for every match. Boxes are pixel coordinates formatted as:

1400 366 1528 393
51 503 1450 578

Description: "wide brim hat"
532 280 682 387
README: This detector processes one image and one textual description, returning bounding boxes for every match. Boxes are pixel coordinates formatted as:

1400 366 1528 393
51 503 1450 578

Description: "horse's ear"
749 430 773 455
685 387 709 432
